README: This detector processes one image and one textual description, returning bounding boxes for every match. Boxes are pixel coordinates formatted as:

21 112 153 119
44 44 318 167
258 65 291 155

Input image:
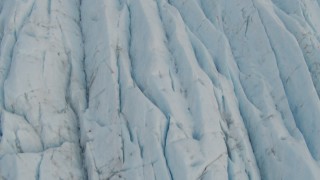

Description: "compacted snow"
0 0 320 179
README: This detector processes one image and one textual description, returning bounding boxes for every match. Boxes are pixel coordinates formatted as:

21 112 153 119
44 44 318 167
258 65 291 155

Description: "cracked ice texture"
1 0 320 180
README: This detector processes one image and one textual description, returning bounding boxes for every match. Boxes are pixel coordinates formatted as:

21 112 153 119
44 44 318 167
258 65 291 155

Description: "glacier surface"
0 0 320 179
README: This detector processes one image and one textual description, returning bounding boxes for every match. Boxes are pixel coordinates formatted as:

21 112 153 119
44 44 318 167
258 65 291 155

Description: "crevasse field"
0 0 320 179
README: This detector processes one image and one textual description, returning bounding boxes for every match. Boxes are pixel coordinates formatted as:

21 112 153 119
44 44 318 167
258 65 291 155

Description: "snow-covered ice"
0 0 320 179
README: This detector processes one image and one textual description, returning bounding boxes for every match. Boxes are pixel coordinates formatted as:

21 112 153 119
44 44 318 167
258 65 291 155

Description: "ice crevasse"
0 0 320 179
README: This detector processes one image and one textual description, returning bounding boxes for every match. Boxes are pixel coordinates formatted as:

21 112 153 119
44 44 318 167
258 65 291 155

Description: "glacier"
0 0 320 179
